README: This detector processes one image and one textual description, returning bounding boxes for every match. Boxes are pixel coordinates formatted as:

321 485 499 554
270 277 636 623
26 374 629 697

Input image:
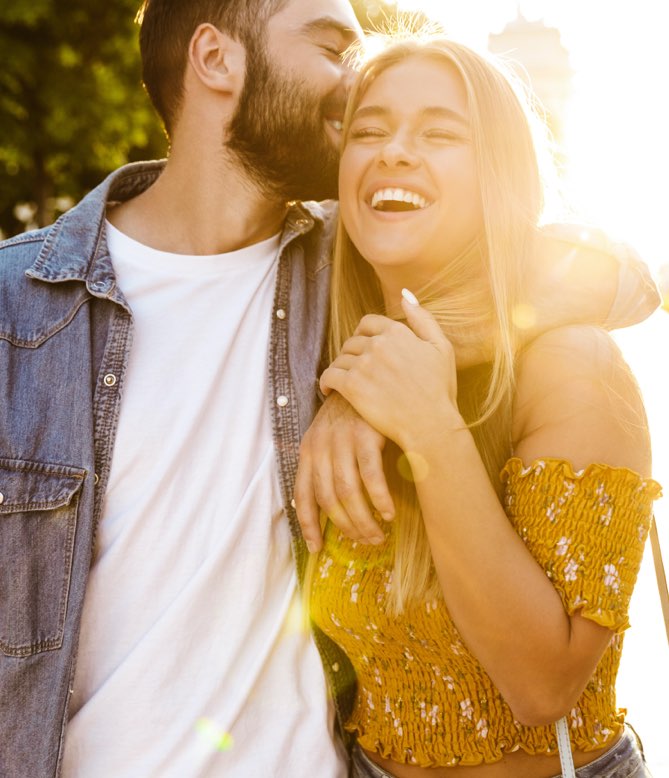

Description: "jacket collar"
26 161 166 306
26 160 336 302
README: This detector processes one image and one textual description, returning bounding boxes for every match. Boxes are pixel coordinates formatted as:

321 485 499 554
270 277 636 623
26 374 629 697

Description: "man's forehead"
270 0 362 43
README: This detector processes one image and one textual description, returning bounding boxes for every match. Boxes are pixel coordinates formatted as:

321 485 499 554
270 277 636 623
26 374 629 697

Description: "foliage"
350 0 431 33
0 0 166 235
350 0 398 31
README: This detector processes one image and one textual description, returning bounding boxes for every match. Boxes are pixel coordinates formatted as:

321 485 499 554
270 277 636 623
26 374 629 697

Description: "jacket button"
0 492 4 505
332 663 340 672
276 308 286 320
103 373 117 387
276 395 288 407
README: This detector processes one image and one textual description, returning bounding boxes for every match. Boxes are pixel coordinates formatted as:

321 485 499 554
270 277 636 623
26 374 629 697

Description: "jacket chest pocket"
0 458 86 657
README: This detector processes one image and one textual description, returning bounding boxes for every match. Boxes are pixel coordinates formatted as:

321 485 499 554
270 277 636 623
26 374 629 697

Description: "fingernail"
401 288 419 306
381 512 394 521
369 535 385 545
306 540 318 553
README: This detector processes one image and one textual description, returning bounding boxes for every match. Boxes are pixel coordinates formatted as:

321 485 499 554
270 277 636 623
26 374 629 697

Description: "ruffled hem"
501 457 662 498
566 602 630 633
346 719 624 768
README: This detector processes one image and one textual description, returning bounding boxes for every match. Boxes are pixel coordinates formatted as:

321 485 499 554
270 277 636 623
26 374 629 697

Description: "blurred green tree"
351 0 396 31
351 0 431 32
0 0 166 235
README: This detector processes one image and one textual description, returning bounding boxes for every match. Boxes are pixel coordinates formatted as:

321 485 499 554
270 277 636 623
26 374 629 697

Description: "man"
0 1 659 776
0 3 362 776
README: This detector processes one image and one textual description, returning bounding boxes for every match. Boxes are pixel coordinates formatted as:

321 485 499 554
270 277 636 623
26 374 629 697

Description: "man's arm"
527 224 660 332
294 392 394 552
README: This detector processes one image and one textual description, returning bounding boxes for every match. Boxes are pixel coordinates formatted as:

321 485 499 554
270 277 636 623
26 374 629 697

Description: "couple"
0 1 659 777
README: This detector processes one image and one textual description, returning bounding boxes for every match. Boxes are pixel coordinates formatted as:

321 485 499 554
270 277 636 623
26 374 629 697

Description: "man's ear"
188 23 246 96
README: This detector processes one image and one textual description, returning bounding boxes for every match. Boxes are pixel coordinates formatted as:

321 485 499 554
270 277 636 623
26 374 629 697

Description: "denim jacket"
0 161 355 777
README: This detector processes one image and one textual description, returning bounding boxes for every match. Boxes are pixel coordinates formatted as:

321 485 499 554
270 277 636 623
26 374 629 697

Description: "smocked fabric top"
309 458 661 768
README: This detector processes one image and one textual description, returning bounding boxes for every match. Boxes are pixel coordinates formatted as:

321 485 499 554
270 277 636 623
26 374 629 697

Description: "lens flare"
195 718 234 752
397 452 429 483
512 303 537 330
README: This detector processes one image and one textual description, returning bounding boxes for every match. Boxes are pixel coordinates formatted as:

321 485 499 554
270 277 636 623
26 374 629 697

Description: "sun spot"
512 303 537 330
196 718 234 752
282 595 310 636
397 452 429 483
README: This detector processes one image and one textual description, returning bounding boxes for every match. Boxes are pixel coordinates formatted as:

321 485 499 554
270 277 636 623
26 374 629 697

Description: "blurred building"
658 264 669 312
488 10 572 146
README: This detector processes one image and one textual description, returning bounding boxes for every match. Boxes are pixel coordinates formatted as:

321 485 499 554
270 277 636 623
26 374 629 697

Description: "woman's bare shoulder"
512 325 651 475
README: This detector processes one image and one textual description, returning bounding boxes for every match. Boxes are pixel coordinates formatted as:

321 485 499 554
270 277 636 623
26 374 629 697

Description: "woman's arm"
321 304 654 726
412 325 651 725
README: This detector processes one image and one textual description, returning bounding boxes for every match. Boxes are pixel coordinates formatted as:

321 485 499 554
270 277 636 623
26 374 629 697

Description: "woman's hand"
319 291 462 450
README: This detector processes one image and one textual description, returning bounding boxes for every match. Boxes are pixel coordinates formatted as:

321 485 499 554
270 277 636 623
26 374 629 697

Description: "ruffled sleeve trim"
501 457 662 498
500 457 661 633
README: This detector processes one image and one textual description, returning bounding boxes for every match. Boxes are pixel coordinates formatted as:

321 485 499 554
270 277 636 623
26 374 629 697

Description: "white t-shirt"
62 223 345 777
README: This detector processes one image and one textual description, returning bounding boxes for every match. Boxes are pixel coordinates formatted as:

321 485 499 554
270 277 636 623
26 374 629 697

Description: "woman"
306 33 661 778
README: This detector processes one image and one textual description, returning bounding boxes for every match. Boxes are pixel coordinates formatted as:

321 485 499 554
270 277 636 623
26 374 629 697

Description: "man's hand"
294 392 394 553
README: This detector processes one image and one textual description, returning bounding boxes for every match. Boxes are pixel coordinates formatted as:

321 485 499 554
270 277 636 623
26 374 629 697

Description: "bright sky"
396 0 669 275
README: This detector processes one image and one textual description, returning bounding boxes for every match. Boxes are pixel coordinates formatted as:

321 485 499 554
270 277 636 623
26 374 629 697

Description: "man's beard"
227 43 344 203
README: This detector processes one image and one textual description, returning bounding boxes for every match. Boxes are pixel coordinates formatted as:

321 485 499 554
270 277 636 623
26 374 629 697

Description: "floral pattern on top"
502 458 661 632
309 458 661 768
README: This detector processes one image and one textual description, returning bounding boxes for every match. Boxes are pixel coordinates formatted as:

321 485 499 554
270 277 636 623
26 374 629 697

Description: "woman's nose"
378 135 419 168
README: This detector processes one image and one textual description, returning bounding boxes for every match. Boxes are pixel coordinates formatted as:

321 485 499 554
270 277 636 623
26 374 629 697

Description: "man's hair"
138 0 289 135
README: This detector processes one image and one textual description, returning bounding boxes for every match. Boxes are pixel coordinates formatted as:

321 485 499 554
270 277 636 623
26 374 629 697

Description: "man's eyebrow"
300 17 360 45
352 105 469 125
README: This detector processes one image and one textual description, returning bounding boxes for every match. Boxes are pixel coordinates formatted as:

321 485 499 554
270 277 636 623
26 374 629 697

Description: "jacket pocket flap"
0 459 86 513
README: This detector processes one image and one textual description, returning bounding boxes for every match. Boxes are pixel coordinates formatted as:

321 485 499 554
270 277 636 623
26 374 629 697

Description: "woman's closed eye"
347 125 468 143
348 125 389 140
422 128 467 142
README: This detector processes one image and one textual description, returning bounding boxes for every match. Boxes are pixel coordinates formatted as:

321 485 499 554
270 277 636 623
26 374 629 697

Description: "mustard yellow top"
309 458 662 768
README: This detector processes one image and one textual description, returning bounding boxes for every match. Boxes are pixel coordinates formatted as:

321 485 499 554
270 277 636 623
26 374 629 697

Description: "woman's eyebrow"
352 105 468 125
421 106 469 125
351 105 389 121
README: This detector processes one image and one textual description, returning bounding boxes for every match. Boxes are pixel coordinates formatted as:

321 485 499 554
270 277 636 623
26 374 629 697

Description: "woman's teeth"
370 188 429 211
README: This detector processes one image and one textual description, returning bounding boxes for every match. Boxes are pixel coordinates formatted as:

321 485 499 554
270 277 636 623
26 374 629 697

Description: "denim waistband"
350 726 650 778
550 725 650 778
350 746 396 778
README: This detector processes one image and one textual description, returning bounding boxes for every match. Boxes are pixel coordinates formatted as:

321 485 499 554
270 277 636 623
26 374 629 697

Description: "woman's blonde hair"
310 32 553 612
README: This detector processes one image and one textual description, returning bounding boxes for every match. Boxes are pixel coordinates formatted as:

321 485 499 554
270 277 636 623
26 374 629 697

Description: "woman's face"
339 55 484 298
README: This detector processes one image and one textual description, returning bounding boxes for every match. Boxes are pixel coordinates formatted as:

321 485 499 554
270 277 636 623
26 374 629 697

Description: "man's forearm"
526 224 660 336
